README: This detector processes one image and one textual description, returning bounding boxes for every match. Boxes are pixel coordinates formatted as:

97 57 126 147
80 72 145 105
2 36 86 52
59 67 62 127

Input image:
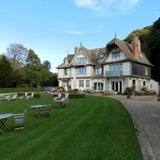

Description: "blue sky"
0 0 159 72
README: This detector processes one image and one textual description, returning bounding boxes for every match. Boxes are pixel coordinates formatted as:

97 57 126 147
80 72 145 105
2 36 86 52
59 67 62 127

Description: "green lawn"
0 96 143 160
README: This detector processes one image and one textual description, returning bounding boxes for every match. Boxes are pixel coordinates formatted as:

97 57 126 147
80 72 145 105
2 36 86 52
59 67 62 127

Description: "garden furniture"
30 105 52 118
0 113 14 134
13 113 25 130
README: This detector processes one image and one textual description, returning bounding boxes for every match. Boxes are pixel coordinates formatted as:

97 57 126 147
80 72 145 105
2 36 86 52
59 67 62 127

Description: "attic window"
97 54 104 63
76 57 87 65
112 51 120 60
64 58 68 65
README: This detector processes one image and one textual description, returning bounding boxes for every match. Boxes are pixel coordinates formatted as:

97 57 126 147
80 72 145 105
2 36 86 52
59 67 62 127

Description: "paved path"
112 96 160 160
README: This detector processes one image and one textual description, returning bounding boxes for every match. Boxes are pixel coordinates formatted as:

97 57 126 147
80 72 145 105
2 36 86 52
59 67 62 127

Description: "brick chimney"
131 36 141 57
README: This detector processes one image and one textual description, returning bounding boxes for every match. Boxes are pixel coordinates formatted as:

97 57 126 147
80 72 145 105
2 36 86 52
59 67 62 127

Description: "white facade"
57 38 158 94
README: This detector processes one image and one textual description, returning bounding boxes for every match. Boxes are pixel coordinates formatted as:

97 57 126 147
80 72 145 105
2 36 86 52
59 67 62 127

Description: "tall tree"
42 60 51 71
0 55 13 87
125 17 160 82
26 49 41 65
7 43 28 70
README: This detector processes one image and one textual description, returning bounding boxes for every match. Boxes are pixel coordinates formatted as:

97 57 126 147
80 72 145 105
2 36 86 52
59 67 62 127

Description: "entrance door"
115 82 118 92
111 81 122 93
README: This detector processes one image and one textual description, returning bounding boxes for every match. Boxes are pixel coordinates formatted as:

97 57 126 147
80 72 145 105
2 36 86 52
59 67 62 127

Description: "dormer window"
76 56 87 65
64 58 68 65
97 55 104 63
112 51 120 60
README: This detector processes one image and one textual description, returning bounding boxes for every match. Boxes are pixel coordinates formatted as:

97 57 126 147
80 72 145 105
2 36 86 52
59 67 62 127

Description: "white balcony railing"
105 71 123 77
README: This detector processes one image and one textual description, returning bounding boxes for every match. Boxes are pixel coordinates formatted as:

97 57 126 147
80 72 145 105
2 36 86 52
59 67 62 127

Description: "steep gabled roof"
107 38 152 66
57 38 152 69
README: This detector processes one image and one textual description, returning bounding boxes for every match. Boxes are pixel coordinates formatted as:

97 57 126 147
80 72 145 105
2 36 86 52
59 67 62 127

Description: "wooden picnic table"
0 113 14 134
30 105 51 118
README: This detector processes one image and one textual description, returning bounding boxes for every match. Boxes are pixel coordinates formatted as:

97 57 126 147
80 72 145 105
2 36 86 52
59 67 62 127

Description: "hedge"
69 94 86 98
0 87 44 93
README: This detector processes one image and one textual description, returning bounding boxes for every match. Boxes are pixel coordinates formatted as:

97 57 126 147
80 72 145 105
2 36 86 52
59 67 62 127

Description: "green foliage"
0 55 13 87
42 60 51 71
124 87 133 98
34 93 41 98
26 49 41 65
0 96 143 160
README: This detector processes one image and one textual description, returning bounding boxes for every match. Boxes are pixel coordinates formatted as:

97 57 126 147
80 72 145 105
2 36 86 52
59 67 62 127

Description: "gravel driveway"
113 96 160 160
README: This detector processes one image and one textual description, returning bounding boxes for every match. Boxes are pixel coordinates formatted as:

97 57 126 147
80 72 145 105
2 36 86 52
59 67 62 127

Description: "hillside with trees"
0 45 58 88
125 17 160 82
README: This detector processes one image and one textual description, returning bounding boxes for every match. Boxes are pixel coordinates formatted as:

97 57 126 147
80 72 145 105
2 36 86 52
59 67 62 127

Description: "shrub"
34 93 41 98
69 94 86 98
124 87 133 98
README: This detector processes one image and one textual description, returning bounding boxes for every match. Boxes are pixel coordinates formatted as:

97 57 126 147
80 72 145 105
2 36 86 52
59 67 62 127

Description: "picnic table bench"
30 105 52 118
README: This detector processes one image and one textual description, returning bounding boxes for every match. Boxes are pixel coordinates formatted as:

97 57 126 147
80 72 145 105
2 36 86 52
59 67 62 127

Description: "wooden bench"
13 113 25 130
37 106 52 118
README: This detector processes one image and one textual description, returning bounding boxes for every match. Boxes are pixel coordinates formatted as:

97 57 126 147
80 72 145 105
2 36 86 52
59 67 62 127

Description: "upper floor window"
76 67 86 75
109 63 123 72
64 68 68 75
112 51 120 60
95 67 102 75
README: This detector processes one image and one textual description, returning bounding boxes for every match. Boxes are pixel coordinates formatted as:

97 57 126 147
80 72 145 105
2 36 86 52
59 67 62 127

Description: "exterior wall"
58 68 71 79
123 62 131 75
128 77 150 91
58 69 64 78
149 79 159 94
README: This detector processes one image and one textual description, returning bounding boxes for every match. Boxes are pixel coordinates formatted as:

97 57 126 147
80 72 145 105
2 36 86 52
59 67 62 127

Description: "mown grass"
0 96 143 160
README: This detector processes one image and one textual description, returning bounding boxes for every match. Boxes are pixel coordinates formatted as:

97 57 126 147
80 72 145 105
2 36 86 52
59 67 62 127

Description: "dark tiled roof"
57 38 152 68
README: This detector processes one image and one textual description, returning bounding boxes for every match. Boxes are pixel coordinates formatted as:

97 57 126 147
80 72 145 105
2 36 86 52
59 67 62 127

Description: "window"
132 80 136 86
145 67 149 75
64 58 68 65
86 80 90 88
109 63 123 72
143 81 146 86
76 67 86 75
112 51 120 60
79 80 84 88
64 68 68 75
95 67 102 75
76 57 87 65
97 54 104 63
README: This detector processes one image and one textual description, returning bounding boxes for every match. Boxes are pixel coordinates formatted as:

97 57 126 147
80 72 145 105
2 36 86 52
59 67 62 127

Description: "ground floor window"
86 80 90 88
79 80 84 88
143 81 146 86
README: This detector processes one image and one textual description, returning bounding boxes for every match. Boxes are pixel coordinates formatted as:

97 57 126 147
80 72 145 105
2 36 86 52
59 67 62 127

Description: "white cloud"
62 30 84 36
74 0 100 10
74 0 140 12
